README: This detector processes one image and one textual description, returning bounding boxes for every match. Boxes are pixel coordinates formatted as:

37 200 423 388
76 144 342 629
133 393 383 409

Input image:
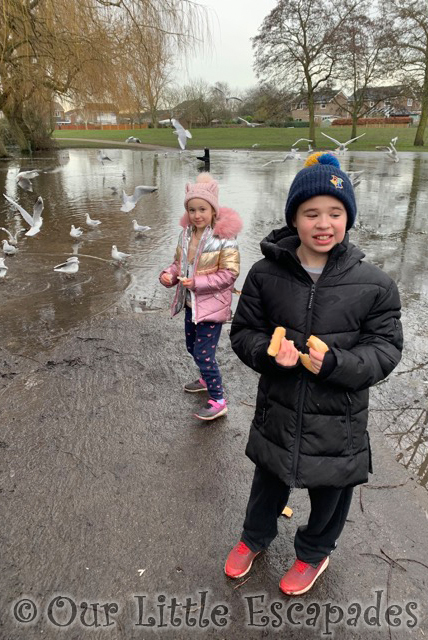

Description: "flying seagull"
321 132 366 153
346 170 364 188
54 256 79 275
16 170 40 192
3 194 44 236
97 150 112 164
237 116 262 128
120 185 158 213
0 227 23 246
263 149 302 167
375 139 399 163
213 87 243 102
171 119 192 150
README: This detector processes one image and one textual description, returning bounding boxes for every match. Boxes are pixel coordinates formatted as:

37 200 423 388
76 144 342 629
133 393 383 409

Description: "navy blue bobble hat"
284 152 357 232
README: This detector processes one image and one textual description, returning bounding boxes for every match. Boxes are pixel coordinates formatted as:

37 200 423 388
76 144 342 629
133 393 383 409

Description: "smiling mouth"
314 235 333 240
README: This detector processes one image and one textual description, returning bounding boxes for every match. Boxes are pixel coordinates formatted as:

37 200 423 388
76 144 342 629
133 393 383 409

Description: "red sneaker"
279 556 329 595
224 541 261 579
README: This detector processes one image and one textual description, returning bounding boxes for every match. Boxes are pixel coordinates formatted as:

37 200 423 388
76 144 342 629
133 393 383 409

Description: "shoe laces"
236 541 250 555
294 559 310 573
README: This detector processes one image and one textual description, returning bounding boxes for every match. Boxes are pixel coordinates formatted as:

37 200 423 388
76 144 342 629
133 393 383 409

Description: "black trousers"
241 466 354 565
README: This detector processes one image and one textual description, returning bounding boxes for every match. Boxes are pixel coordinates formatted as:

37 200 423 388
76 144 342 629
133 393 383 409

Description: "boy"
225 153 403 595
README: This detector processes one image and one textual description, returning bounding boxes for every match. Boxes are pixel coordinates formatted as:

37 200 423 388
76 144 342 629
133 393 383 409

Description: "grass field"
52 126 427 152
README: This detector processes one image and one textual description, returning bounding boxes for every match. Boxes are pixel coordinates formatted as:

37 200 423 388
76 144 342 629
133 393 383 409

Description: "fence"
55 123 149 130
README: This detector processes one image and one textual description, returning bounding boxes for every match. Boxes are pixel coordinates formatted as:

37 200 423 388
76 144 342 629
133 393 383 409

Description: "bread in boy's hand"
306 335 329 354
267 326 286 357
299 335 329 373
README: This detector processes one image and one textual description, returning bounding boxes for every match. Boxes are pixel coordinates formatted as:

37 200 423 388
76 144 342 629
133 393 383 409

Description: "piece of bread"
306 335 329 353
267 326 286 357
299 353 318 373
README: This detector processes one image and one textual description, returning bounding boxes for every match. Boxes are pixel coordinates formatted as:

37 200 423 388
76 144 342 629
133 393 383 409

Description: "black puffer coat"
230 228 403 489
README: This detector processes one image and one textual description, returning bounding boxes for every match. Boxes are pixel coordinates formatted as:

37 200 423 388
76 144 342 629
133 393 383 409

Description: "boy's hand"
160 273 172 285
308 347 325 374
275 338 300 367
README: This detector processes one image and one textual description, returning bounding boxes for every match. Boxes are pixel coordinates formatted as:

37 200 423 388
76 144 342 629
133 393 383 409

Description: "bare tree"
334 10 399 138
389 0 428 146
252 0 362 144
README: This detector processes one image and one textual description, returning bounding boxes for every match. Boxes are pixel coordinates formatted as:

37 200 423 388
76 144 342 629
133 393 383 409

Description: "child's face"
293 195 347 255
187 198 214 230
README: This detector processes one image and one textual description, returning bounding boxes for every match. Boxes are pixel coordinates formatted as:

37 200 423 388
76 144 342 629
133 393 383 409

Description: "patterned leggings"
184 306 224 400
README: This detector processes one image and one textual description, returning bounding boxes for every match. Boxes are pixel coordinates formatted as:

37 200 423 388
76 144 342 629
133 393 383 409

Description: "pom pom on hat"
285 152 357 231
184 172 219 214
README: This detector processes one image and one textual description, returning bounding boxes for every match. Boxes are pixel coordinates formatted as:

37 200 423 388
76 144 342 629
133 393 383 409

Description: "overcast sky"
182 0 277 92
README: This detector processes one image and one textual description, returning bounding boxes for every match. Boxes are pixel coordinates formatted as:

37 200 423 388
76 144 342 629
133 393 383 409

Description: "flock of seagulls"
0 152 158 280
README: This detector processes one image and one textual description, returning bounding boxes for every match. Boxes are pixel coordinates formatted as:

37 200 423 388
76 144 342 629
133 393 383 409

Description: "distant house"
64 103 118 125
291 89 348 123
348 86 422 118
52 101 66 124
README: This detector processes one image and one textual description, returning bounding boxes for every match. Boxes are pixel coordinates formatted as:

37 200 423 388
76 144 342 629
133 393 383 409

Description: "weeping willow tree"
0 0 207 154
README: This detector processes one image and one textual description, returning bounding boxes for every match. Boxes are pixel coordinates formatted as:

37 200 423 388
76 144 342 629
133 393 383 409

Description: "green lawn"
53 126 427 152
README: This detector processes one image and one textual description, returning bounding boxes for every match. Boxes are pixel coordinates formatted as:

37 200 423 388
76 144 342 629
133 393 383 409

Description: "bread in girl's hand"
299 335 329 373
306 335 329 354
267 326 286 357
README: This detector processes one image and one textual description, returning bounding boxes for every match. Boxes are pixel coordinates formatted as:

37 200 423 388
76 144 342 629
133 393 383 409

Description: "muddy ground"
1 303 428 640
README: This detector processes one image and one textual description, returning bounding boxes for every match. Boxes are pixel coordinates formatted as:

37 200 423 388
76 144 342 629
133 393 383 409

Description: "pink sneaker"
194 399 227 421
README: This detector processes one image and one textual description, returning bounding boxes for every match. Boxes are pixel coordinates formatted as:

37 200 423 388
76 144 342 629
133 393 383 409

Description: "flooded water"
1 147 427 485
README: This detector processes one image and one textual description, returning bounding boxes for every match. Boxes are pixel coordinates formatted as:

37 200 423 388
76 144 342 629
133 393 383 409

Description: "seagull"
0 257 7 279
16 170 40 192
171 119 192 150
54 256 79 275
237 116 262 127
125 136 141 143
346 170 364 188
213 87 243 102
291 138 313 150
375 139 399 163
252 144 260 148
2 239 18 255
321 132 366 153
109 186 118 194
112 245 130 263
263 150 302 167
70 225 83 238
0 227 23 246
3 194 44 236
85 213 102 227
120 185 158 213
132 220 151 233
97 150 112 164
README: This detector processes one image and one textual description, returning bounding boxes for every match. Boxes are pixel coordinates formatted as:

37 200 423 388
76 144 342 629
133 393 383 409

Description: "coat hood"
179 206 242 239
260 226 365 274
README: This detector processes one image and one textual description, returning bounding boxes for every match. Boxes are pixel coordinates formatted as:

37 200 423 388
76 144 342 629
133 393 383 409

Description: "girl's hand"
160 273 173 285
180 277 194 289
308 347 325 374
275 338 299 367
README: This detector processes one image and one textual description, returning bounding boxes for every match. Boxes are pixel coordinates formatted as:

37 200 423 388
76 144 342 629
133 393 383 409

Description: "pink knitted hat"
184 172 219 215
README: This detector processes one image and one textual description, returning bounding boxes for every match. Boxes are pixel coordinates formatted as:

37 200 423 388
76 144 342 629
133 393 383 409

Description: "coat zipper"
345 392 352 452
290 283 316 487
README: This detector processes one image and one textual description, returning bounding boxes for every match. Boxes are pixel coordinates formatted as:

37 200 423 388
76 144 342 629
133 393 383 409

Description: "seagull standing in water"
120 185 158 212
0 257 8 279
112 245 131 263
85 213 102 227
70 225 83 239
2 239 18 255
3 194 44 236
321 132 366 154
54 256 79 275
132 220 151 233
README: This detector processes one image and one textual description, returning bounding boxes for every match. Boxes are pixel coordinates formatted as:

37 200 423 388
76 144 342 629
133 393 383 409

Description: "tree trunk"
414 60 428 146
351 112 358 140
0 137 9 158
308 90 316 147
3 107 31 153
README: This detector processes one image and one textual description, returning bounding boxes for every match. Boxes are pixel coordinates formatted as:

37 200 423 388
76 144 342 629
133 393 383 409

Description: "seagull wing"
177 131 186 150
32 197 44 227
321 132 341 146
132 185 158 202
3 194 34 226
17 170 40 179
237 117 249 125
213 87 225 96
0 227 13 242
344 133 366 145
171 118 185 133
185 130 192 139
228 96 243 102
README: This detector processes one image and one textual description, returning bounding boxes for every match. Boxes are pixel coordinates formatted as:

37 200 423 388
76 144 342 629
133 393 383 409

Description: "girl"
159 173 242 421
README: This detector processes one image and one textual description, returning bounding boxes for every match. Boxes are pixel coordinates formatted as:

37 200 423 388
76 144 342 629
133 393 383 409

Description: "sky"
182 0 277 92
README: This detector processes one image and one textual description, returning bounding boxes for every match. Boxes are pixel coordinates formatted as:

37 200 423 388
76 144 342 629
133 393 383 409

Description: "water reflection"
1 148 428 485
